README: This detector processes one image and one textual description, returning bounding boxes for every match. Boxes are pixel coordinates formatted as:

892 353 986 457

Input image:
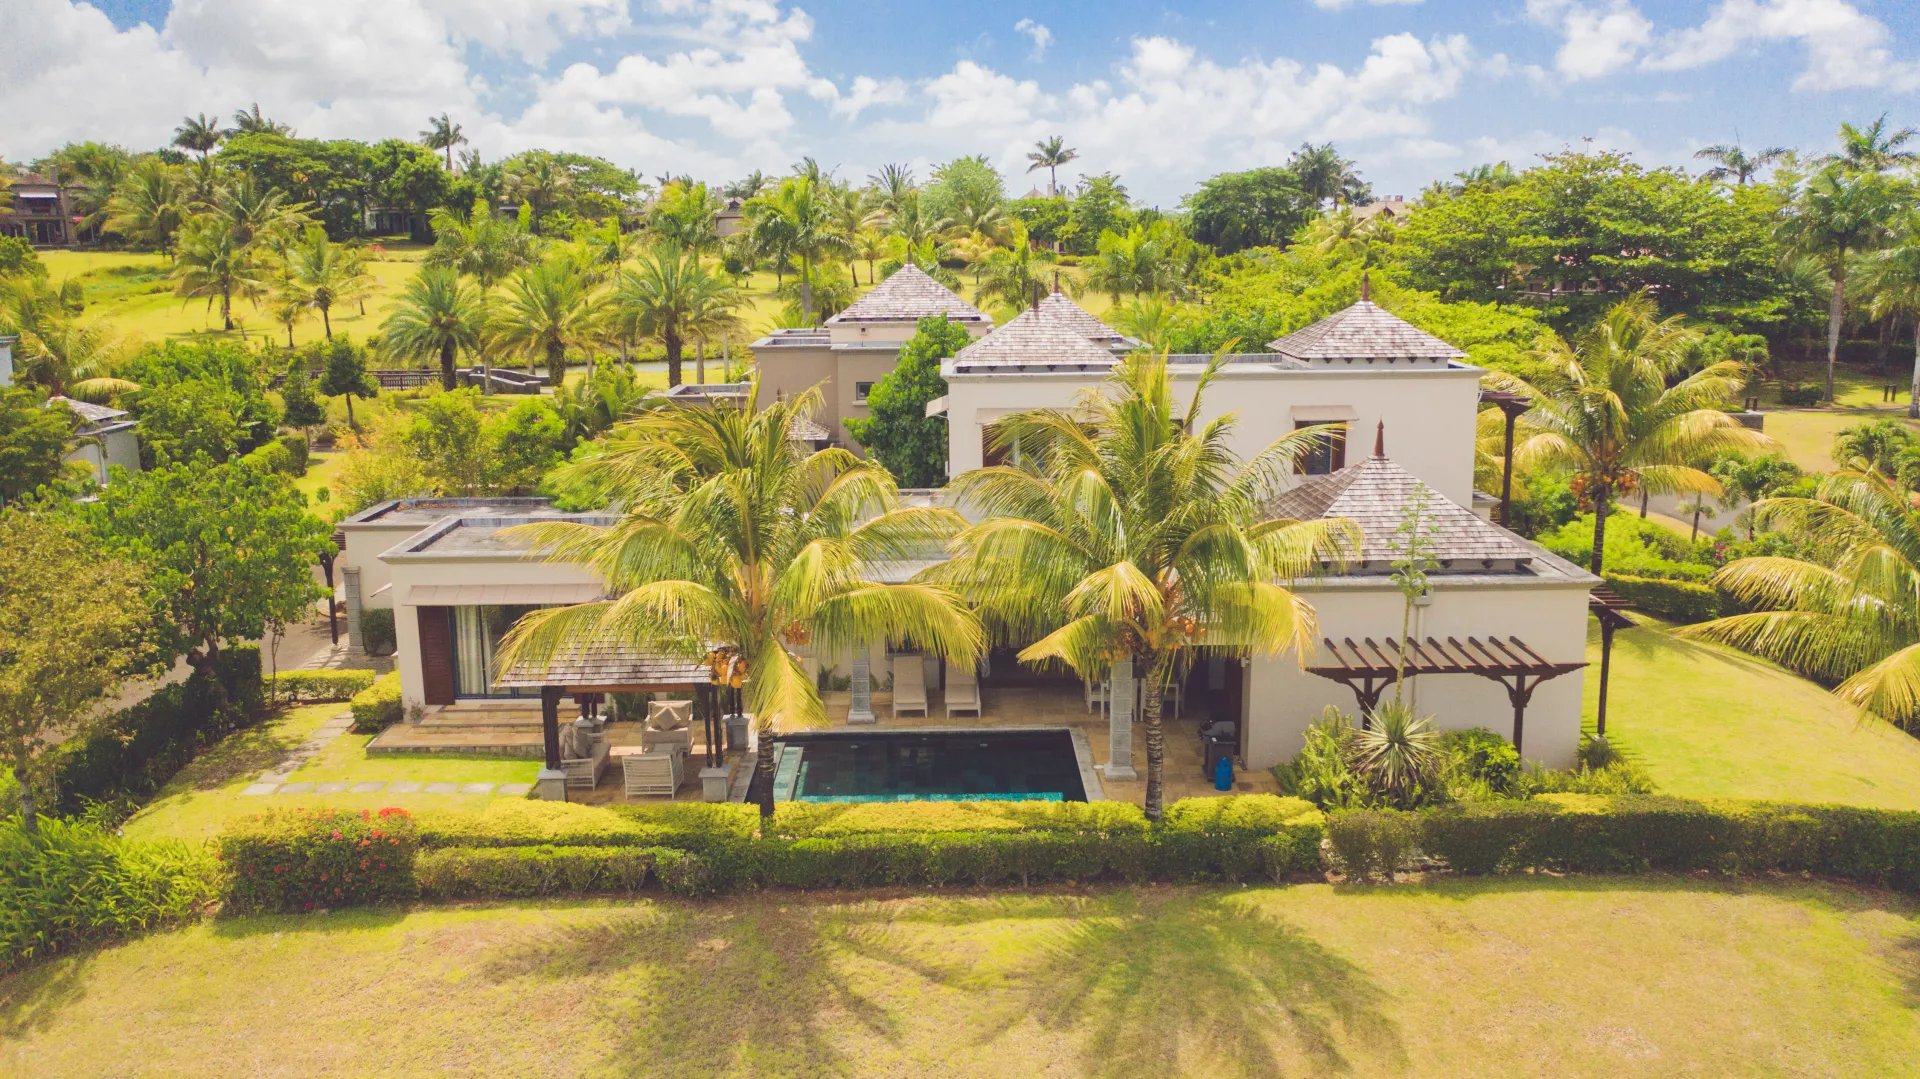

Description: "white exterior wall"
384 554 607 712
338 525 432 612
1242 580 1593 770
943 363 1484 506
61 428 140 485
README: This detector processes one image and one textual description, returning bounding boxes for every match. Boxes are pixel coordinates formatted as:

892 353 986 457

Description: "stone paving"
234 704 534 799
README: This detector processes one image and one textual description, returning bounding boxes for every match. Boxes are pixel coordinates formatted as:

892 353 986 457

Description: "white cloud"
1014 18 1053 60
1312 0 1422 9
1525 0 1653 80
1645 0 1920 91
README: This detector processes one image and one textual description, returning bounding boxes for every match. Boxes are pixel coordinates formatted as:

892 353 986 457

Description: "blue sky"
4 0 1917 203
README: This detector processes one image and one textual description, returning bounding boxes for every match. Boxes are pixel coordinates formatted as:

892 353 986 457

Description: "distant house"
715 197 746 238
1351 195 1411 223
48 396 141 485
0 172 85 247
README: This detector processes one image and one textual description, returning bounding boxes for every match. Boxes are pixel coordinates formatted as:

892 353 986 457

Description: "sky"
3 0 1917 205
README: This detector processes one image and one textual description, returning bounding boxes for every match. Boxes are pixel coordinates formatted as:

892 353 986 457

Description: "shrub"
1440 727 1522 796
762 830 1143 889
276 432 310 473
1273 707 1366 810
415 845 656 899
1156 795 1324 881
46 646 264 814
1541 513 1713 582
265 669 376 705
1777 383 1824 407
0 815 217 973
219 807 418 914
1324 809 1419 882
348 671 402 733
359 607 397 656
1604 572 1722 623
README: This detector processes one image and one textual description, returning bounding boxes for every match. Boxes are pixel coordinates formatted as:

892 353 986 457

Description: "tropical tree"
1711 452 1802 539
1513 294 1770 573
207 175 308 251
868 162 915 210
885 189 950 252
1083 222 1185 301
845 315 972 487
490 257 597 383
723 169 768 201
607 241 746 386
504 152 574 231
420 113 467 171
172 113 225 161
1777 164 1897 402
495 380 983 816
0 279 133 400
1026 135 1078 196
935 352 1356 818
1692 143 1787 186
1685 467 1920 727
171 214 266 331
649 180 722 251
382 266 483 390
745 176 847 323
230 103 293 136
1861 209 1920 418
0 387 82 504
103 159 188 254
424 198 537 290
973 222 1054 311
1834 113 1919 173
853 226 889 284
281 225 371 338
1288 142 1367 208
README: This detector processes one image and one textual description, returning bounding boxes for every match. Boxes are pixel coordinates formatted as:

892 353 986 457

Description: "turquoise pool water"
747 729 1087 803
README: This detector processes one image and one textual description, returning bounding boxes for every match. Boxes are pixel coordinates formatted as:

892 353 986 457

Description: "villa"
338 270 1596 803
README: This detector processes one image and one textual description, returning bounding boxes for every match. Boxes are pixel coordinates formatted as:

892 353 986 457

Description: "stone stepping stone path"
234 704 530 799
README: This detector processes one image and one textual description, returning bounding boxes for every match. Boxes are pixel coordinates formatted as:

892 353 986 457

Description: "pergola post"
535 685 567 801
1481 390 1533 528
847 644 876 725
1596 620 1617 738
1103 657 1139 781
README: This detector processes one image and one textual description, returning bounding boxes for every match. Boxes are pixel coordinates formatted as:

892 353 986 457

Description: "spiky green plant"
1347 699 1442 809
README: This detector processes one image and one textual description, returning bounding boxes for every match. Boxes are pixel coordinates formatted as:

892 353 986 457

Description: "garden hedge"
219 807 418 914
265 669 376 705
1603 572 1723 623
47 645 264 814
348 671 403 733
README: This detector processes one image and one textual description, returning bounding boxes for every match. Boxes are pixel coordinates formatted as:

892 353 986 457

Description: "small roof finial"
1374 420 1385 459
1360 272 1372 303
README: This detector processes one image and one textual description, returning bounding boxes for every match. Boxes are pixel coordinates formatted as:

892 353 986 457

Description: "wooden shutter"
418 607 456 705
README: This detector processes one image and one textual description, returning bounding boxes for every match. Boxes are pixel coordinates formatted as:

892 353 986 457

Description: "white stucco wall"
1242 579 1593 770
942 362 1484 506
337 525 433 611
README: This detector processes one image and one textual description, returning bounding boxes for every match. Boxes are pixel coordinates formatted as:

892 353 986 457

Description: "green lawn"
1585 620 1920 810
1761 407 1919 473
4 878 1915 1077
120 704 529 844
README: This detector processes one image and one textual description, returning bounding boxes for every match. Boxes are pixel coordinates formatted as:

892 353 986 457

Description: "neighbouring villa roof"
1035 290 1141 352
381 513 620 560
341 496 575 530
825 265 991 326
1266 299 1466 365
1269 432 1534 573
950 306 1121 373
47 395 136 436
652 383 830 441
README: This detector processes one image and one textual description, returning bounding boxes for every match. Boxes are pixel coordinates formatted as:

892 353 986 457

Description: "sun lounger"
945 665 982 718
892 655 928 718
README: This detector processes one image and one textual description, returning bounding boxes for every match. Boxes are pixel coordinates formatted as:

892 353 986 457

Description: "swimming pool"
746 728 1094 804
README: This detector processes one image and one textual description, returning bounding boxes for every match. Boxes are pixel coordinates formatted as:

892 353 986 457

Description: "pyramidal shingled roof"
951 306 1121 372
1268 431 1531 569
825 264 991 325
1036 290 1138 350
1266 299 1466 364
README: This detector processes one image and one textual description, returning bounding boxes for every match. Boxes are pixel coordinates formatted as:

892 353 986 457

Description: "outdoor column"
847 644 876 725
1596 622 1617 738
535 685 567 801
1104 658 1139 781
341 567 364 652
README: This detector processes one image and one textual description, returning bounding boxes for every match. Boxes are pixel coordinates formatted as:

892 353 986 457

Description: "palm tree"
1108 293 1181 348
829 186 880 281
973 222 1054 312
420 113 467 171
0 279 134 400
868 163 915 210
424 198 536 290
885 189 950 252
609 241 745 386
489 257 597 384
230 103 293 137
1861 210 1920 419
505 152 573 232
103 159 187 254
1513 294 1770 573
1448 162 1518 193
1693 143 1787 186
853 226 889 284
936 352 1355 818
1777 164 1898 402
1685 468 1920 727
1026 136 1078 197
171 214 266 331
649 180 721 252
1298 210 1393 267
722 170 768 201
1835 113 1919 173
172 113 224 161
745 176 848 323
1084 222 1180 301
1289 143 1364 208
495 380 982 816
382 267 483 390
281 225 371 339
209 175 308 251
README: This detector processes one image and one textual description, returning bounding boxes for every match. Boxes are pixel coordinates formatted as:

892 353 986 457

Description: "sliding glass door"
451 604 543 698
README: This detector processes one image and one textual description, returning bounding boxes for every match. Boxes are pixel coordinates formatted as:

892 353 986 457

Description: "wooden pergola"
1588 586 1637 738
1306 635 1586 755
495 644 730 775
1478 388 1533 527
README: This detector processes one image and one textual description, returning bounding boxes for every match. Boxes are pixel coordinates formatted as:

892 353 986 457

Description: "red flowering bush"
218 807 419 914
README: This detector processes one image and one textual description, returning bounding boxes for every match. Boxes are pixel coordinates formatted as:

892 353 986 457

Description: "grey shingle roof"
826 265 990 325
494 638 710 689
1268 447 1533 570
47 396 127 424
1266 300 1466 364
1036 291 1138 350
951 306 1120 372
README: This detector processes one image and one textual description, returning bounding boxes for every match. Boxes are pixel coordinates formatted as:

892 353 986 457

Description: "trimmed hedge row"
48 646 264 814
415 846 716 899
220 807 418 914
265 669 377 704
348 671 403 733
1603 572 1722 623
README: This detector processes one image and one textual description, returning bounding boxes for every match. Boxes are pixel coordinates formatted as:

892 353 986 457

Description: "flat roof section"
381 514 617 560
340 497 569 530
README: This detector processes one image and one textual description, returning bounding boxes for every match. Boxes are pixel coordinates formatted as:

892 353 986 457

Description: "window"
452 604 544 698
1295 420 1347 475
854 381 875 403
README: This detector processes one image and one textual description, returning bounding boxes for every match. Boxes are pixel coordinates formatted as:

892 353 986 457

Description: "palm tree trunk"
285 326 294 348
15 765 36 832
1908 321 1919 420
1690 505 1702 542
440 338 457 391
695 339 705 385
221 288 233 331
546 341 565 386
800 254 815 324
1826 260 1846 403
1638 488 1649 519
345 391 356 430
755 729 776 819
1141 652 1167 821
321 305 333 340
1589 482 1611 575
665 333 683 388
